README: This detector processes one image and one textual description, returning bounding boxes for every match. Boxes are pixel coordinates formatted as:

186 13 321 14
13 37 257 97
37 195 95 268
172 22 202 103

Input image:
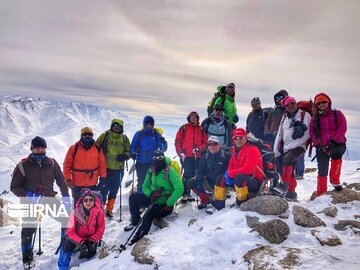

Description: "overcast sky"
1 0 360 155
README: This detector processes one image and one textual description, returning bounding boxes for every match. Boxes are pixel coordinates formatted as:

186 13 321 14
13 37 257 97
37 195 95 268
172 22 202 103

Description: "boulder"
311 228 342 246
334 220 360 231
131 237 154 265
246 215 260 229
311 188 360 203
251 219 290 244
318 206 338 217
240 195 289 215
292 205 326 228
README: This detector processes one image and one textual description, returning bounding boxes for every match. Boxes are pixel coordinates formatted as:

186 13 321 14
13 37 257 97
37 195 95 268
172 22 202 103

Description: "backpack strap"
73 142 80 160
100 130 111 154
18 161 26 178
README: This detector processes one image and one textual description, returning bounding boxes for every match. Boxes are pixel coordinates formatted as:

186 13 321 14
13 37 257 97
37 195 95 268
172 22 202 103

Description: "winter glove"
160 137 166 143
62 194 72 213
327 140 338 150
79 242 89 259
116 154 128 162
163 205 173 213
87 239 98 257
150 189 164 201
180 153 186 162
233 114 239 123
192 147 200 154
224 171 234 186
131 153 137 160
25 191 41 204
65 179 74 188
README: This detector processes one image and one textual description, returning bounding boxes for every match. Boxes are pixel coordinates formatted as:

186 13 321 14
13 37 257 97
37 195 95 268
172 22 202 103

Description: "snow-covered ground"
1 96 359 270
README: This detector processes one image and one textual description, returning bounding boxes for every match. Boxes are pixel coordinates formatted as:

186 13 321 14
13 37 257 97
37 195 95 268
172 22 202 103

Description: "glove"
131 153 137 160
160 137 166 143
233 114 239 123
62 194 72 213
150 189 163 201
65 179 73 188
25 191 41 204
328 140 338 150
192 147 200 154
224 171 233 186
116 154 128 161
88 239 98 256
180 153 186 162
79 242 89 259
163 205 173 212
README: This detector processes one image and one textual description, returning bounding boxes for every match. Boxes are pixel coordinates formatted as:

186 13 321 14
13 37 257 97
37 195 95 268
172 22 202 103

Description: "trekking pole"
130 161 136 194
118 178 122 222
194 146 199 206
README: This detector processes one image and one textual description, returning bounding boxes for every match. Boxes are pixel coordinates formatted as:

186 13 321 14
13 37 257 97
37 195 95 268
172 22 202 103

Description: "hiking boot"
105 210 113 219
285 191 298 201
22 249 33 264
181 194 195 203
333 184 343 191
124 224 136 232
197 202 208 210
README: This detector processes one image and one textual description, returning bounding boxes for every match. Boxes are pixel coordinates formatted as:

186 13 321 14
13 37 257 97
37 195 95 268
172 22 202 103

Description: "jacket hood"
314 92 332 107
143 115 155 128
273 89 289 104
111 118 124 128
217 85 226 95
187 111 200 123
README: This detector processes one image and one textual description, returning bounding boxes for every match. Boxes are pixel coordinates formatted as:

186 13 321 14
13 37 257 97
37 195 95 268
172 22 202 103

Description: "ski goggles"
275 95 284 100
152 156 164 161
112 122 122 127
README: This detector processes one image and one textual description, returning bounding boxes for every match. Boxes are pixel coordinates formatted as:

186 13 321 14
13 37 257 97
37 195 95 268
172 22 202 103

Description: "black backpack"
207 86 226 117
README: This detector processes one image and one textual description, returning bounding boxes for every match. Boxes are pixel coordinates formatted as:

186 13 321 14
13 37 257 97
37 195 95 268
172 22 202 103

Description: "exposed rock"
347 183 360 191
246 215 260 228
243 245 341 270
251 219 290 244
311 228 342 246
152 218 168 229
131 237 154 265
292 205 326 228
317 206 338 217
0 198 11 208
330 188 360 203
188 218 197 227
354 215 360 219
240 195 289 215
334 220 360 231
305 167 317 173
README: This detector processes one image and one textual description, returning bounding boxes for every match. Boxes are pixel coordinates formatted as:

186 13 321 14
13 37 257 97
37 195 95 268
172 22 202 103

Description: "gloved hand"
131 153 137 160
224 171 233 186
79 242 89 259
116 154 128 162
25 191 41 204
180 153 186 162
327 140 337 150
192 147 200 154
160 137 166 143
62 194 72 213
65 179 73 188
150 189 163 201
163 205 173 212
88 239 98 256
233 114 239 123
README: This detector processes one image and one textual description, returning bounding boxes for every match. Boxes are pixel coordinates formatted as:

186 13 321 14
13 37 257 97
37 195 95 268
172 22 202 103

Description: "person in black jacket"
246 97 269 141
189 136 231 209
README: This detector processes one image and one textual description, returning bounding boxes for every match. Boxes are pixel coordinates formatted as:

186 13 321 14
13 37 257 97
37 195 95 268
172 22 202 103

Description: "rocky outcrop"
292 205 326 227
131 237 154 265
311 228 342 246
246 215 260 229
240 196 289 215
251 219 290 244
317 206 338 217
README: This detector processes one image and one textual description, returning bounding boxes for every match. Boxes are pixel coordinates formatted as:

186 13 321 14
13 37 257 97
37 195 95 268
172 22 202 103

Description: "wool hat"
226 82 235 90
251 97 261 105
81 126 93 135
232 128 247 138
30 136 47 149
111 118 124 127
81 188 95 199
207 136 220 144
314 93 331 105
281 96 297 107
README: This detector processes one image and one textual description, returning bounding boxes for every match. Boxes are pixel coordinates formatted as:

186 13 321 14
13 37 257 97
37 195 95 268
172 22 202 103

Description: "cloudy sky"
1 1 360 155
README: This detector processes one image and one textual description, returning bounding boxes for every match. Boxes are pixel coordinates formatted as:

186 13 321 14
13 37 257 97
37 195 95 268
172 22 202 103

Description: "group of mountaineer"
9 82 347 269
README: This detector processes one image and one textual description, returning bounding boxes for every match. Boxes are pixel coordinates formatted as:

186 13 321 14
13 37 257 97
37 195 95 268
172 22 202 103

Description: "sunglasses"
83 198 94 203
234 136 246 141
275 95 284 100
112 123 122 127
317 101 328 106
208 143 219 147
82 133 93 137
153 156 164 161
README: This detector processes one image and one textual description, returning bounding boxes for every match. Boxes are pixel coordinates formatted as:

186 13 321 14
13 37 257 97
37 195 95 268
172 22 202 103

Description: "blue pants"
97 169 124 204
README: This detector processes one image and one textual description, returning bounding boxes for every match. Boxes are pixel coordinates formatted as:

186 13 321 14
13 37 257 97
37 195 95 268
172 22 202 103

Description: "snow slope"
0 95 359 270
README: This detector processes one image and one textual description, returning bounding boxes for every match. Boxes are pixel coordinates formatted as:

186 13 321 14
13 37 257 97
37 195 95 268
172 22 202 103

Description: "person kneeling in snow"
124 150 184 245
211 128 264 211
58 189 105 270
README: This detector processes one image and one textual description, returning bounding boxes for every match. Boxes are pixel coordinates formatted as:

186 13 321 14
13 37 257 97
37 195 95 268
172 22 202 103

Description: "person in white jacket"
273 96 311 200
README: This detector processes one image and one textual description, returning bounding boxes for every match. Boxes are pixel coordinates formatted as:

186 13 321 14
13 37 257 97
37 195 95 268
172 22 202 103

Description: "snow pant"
212 174 261 210
281 147 305 192
316 143 346 195
21 226 36 263
182 157 200 195
128 192 173 240
72 185 97 205
135 162 152 192
295 153 305 177
97 169 124 204
58 239 97 269
189 175 222 204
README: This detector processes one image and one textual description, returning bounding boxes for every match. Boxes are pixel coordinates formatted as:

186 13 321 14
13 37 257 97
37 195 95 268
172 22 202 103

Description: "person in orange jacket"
63 127 107 203
175 111 208 202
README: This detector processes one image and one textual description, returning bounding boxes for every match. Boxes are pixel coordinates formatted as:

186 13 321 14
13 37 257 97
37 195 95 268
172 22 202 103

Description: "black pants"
129 192 172 237
135 163 152 192
316 144 346 176
182 157 199 195
63 239 97 258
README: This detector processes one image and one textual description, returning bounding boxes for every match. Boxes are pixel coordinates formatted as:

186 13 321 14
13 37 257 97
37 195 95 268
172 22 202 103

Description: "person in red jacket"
211 128 263 211
309 93 347 196
63 127 107 203
58 188 105 270
175 111 208 202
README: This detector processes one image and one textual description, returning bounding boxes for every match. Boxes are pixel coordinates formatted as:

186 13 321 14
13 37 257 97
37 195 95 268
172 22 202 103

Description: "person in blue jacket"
130 115 167 192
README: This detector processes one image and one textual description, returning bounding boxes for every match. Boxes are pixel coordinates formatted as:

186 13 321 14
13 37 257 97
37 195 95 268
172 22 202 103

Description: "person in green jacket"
214 83 239 127
124 150 184 245
96 118 130 218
